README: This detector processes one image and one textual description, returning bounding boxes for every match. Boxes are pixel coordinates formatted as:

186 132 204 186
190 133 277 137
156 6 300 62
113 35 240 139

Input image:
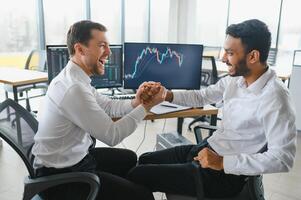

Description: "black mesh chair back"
0 98 38 178
201 56 219 86
0 99 100 200
267 48 277 66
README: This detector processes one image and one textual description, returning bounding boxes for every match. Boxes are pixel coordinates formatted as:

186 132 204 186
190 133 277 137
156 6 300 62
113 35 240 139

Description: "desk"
0 68 48 144
147 105 218 134
215 61 291 81
113 105 219 134
144 105 218 120
0 67 48 102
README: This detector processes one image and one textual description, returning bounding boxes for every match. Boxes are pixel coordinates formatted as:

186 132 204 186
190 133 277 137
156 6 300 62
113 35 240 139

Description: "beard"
92 64 101 75
229 56 251 77
90 62 105 76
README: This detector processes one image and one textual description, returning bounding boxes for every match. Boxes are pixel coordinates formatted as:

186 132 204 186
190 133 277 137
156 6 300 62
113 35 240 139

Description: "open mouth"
98 59 106 66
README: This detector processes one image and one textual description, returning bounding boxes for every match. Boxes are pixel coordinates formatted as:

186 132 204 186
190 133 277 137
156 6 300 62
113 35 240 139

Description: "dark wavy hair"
226 19 271 63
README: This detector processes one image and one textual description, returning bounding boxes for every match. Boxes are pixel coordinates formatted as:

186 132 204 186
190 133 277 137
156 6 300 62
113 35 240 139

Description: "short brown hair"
67 20 107 56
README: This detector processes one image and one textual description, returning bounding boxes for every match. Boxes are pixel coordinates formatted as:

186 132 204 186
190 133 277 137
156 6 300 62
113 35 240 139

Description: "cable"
135 120 147 153
153 119 168 151
161 119 167 133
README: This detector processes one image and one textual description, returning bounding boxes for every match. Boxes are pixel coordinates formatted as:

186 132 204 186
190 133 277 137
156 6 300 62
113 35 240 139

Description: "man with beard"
31 20 165 200
127 19 297 198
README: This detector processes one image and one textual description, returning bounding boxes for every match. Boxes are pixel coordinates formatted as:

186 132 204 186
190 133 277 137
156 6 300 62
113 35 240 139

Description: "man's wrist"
165 90 173 102
220 156 224 169
131 98 140 108
142 104 152 112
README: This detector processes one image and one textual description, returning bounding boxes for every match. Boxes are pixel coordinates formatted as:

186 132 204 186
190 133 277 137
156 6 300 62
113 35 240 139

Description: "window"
150 0 170 42
277 0 301 70
44 0 85 45
0 0 38 67
228 0 281 48
196 0 228 47
91 0 122 44
125 0 149 42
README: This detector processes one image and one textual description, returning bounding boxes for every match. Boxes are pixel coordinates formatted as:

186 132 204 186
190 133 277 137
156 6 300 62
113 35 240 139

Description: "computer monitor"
124 43 203 89
46 44 123 88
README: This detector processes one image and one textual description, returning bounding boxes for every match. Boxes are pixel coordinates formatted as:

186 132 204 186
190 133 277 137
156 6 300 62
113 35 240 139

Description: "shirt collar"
67 60 92 85
236 67 276 94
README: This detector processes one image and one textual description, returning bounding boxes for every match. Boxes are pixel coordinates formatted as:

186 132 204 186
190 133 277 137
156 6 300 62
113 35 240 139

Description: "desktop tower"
156 132 192 150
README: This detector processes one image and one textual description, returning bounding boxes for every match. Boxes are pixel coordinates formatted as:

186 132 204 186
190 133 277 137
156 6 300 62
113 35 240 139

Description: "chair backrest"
267 47 277 66
0 99 38 178
201 56 219 86
203 46 222 60
25 50 47 72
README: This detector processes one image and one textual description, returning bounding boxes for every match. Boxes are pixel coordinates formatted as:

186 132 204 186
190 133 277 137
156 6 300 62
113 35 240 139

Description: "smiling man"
128 19 297 198
31 20 164 200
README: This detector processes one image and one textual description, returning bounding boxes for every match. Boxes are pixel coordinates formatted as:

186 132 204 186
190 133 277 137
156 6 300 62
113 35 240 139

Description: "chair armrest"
191 161 205 200
247 175 265 200
23 172 100 200
193 124 218 132
193 124 218 143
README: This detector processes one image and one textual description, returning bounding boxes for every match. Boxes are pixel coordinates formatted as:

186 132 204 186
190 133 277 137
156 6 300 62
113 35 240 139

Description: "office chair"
0 99 100 200
3 50 48 112
203 46 222 60
267 48 278 66
166 124 265 200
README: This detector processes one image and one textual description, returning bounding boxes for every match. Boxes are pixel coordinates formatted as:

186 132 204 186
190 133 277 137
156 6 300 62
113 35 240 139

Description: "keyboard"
109 95 135 100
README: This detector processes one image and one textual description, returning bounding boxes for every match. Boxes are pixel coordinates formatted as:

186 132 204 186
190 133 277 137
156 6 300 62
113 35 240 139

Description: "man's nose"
105 46 112 56
221 52 227 63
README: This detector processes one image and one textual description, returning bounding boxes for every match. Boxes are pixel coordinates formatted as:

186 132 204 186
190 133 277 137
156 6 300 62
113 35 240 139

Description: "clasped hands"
132 81 166 111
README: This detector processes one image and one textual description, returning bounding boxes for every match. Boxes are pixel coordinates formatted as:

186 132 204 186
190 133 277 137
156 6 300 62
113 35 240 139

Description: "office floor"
0 88 301 200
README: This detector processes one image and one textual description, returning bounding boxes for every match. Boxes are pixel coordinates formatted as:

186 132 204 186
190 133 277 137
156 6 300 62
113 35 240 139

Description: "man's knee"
127 165 145 182
138 152 153 164
120 148 137 163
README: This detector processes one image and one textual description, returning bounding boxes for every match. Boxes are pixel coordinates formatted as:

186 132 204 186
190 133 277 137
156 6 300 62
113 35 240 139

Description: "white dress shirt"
173 68 297 175
32 61 146 169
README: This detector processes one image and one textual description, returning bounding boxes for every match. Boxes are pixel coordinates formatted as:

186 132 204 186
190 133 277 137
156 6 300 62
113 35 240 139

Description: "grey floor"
0 88 301 200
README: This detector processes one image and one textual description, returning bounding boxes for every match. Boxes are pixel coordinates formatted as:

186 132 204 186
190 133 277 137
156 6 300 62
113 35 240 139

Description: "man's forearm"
165 90 174 102
131 99 140 108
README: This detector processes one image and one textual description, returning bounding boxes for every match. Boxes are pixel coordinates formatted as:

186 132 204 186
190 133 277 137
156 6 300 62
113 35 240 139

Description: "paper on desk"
150 101 192 114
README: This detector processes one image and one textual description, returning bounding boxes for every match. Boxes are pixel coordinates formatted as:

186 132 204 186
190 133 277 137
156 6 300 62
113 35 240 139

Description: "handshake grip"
140 82 162 103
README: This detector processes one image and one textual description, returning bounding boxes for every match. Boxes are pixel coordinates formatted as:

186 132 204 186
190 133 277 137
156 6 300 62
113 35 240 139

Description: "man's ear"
74 43 85 56
248 50 260 64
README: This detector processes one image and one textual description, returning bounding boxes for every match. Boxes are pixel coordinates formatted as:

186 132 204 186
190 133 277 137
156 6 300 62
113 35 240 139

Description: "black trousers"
35 147 154 200
127 140 247 198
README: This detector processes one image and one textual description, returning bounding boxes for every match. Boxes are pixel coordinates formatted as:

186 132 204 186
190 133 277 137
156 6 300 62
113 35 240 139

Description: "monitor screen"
46 44 123 88
124 43 203 89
